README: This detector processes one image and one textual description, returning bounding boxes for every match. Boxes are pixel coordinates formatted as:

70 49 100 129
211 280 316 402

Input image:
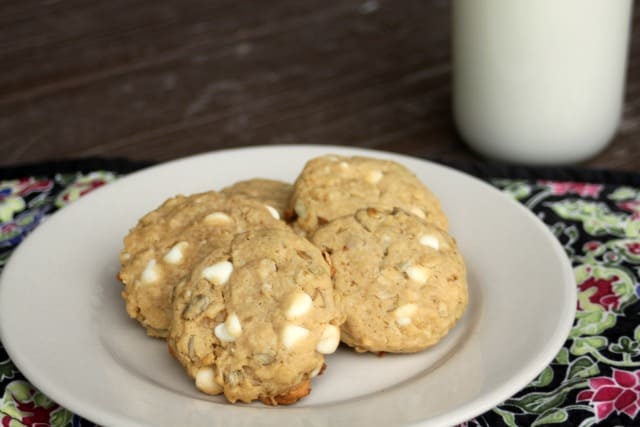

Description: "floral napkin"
1 160 639 427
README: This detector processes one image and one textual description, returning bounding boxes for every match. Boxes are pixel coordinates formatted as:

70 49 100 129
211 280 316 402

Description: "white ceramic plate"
0 146 576 427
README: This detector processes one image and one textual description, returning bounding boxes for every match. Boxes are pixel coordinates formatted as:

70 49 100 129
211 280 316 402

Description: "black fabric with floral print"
1 158 639 427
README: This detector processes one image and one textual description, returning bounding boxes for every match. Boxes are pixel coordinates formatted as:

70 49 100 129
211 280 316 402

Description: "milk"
453 0 633 165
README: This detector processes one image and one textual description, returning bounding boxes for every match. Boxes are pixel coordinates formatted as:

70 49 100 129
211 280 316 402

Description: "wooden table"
1 1 639 170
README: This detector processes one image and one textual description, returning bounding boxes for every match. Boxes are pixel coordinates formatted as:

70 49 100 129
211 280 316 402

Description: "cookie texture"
221 178 293 220
312 208 467 353
119 191 285 337
289 155 448 234
168 227 344 404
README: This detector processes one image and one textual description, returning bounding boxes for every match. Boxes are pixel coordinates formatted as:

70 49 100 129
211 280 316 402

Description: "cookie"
168 227 343 404
119 191 285 337
311 207 467 353
221 178 293 220
289 155 448 234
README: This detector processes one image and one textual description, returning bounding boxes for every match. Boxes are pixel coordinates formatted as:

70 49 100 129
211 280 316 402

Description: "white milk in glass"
453 0 633 165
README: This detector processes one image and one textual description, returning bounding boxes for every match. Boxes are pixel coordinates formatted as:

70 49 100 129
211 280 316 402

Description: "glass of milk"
452 0 633 165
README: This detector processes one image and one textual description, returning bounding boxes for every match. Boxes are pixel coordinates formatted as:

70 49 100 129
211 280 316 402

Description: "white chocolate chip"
316 324 340 354
405 265 429 284
366 170 383 184
394 303 418 327
121 252 131 261
204 212 233 226
396 317 412 326
339 161 349 169
225 312 242 337
141 259 160 284
202 261 233 285
163 241 189 264
395 303 418 318
294 200 307 219
214 313 242 343
281 324 309 349
419 235 440 250
265 205 280 220
409 206 426 220
195 367 223 395
214 313 242 342
214 323 234 342
310 366 322 378
284 291 313 320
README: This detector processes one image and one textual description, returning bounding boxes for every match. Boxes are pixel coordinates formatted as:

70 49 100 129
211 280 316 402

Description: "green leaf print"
5 382 30 402
0 358 16 382
609 336 640 355
570 336 608 356
26 191 52 210
532 408 568 426
0 197 25 223
505 380 587 414
570 311 616 338
608 187 639 201
531 367 554 387
564 225 580 242
53 173 77 188
549 200 638 238
567 356 599 379
550 223 565 239
625 221 640 239
33 390 53 409
492 407 518 427
555 348 570 365
50 407 74 427
493 179 533 201
506 390 568 414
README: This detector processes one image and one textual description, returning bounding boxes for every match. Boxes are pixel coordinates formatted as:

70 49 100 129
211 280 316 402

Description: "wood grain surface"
1 0 639 170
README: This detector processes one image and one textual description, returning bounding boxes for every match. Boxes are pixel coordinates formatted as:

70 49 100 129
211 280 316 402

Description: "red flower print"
1 391 57 426
577 369 640 420
584 241 601 252
577 275 621 311
15 178 53 197
626 242 640 256
59 179 106 204
539 181 603 198
618 200 640 214
616 201 640 221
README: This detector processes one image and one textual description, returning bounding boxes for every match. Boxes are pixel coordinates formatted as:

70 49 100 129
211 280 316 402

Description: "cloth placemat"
1 158 639 427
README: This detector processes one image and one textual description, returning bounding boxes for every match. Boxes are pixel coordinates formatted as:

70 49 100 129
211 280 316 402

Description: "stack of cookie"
118 154 468 405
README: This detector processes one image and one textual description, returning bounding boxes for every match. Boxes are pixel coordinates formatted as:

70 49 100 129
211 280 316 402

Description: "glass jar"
452 0 633 165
